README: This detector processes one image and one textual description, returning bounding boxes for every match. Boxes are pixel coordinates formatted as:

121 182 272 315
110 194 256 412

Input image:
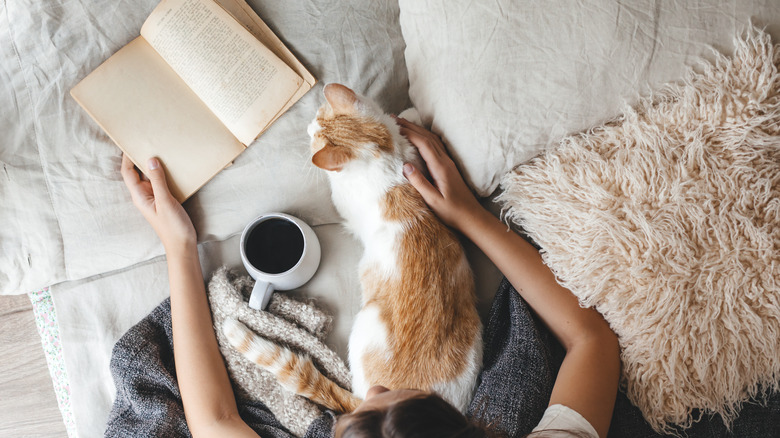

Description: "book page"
216 0 315 85
140 0 303 145
70 37 245 202
216 0 315 125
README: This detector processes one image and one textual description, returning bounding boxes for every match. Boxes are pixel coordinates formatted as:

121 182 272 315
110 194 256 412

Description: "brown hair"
334 393 501 438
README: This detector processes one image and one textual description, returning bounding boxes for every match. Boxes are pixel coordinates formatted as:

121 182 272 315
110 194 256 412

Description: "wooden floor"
0 294 67 437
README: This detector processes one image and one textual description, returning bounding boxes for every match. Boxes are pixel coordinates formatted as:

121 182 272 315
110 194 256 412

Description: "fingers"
145 157 174 203
403 163 441 204
121 153 138 185
394 115 429 136
402 128 454 181
398 125 437 153
120 154 175 210
121 154 151 207
396 117 446 156
395 118 453 176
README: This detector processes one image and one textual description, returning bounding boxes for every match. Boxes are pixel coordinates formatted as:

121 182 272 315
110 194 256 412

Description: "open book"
71 0 315 202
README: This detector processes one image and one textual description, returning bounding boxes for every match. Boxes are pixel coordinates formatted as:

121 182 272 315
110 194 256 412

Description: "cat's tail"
223 318 361 413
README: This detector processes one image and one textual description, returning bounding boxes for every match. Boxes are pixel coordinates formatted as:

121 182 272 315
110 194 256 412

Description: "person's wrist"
164 238 198 260
452 202 490 234
455 204 495 236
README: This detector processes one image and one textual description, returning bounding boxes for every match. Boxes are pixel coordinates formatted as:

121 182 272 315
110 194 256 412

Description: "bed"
2 0 780 436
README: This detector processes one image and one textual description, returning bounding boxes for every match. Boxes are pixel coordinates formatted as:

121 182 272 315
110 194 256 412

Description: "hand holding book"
71 0 315 202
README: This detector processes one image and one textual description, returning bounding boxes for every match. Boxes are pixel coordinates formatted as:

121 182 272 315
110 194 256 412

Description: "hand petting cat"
396 117 484 233
397 116 619 438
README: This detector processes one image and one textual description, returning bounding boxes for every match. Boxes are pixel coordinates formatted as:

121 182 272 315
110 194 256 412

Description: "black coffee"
245 218 305 274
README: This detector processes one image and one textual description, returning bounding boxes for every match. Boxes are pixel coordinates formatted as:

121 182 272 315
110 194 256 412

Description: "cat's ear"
312 142 355 172
324 83 357 114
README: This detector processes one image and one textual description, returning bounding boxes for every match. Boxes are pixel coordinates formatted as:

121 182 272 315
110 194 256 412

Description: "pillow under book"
498 27 780 434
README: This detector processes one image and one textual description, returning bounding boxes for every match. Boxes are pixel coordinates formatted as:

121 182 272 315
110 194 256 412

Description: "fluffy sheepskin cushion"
498 27 780 433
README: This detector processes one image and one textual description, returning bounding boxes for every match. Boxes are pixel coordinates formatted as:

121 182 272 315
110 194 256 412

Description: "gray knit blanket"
103 268 569 438
104 267 339 438
208 267 352 436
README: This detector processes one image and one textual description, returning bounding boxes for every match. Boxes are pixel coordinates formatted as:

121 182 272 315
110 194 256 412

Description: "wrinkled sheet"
399 0 780 196
0 0 412 295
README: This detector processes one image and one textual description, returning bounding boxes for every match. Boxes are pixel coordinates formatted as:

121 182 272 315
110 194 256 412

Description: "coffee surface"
245 218 304 274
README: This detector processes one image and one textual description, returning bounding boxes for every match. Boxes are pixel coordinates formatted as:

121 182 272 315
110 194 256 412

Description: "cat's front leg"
347 304 390 399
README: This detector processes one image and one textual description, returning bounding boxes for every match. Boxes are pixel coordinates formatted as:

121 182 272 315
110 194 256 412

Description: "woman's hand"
122 153 259 437
121 153 196 256
399 119 618 438
397 117 486 232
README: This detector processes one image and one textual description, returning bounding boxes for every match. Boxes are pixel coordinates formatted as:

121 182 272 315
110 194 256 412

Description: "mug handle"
248 280 275 310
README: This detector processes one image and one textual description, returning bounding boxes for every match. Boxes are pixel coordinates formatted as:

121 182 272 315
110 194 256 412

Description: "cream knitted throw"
498 27 780 433
207 267 351 437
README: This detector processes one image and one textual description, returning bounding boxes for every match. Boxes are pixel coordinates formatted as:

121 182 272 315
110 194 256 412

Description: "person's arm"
121 154 259 438
397 118 620 438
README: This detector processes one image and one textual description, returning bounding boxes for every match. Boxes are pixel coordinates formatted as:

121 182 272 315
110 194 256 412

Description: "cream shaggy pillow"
499 27 780 433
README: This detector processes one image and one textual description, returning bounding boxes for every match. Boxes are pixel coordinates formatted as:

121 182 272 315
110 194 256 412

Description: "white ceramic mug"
239 213 321 310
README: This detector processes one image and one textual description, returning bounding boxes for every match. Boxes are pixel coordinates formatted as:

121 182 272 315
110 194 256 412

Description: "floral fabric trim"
28 288 78 438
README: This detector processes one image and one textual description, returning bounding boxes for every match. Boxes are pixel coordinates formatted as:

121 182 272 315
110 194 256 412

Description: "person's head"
334 385 495 438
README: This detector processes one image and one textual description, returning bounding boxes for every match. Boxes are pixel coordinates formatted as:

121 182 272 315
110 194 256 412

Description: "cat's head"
308 83 410 172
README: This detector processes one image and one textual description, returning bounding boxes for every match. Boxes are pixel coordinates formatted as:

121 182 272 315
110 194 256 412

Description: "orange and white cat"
225 83 482 414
